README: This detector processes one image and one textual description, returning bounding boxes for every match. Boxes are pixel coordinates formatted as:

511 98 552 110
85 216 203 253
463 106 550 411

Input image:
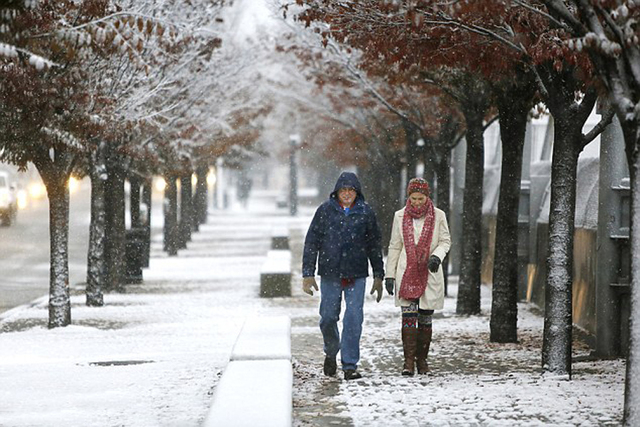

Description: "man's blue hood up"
330 172 364 201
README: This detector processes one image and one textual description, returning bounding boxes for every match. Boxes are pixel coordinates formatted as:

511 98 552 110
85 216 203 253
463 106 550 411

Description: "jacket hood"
330 172 364 201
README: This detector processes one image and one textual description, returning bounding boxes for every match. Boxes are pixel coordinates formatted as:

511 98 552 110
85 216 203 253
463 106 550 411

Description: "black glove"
428 255 441 273
385 278 395 295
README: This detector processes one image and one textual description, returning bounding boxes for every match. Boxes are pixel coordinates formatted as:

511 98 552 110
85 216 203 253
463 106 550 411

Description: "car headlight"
28 182 46 199
17 190 27 209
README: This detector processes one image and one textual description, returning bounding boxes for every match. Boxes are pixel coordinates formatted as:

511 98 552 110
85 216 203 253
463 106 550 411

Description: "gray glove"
302 277 318 296
369 277 383 302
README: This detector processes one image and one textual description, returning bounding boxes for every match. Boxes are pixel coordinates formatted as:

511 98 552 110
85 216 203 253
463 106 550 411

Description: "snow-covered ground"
0 199 285 427
0 196 627 426
290 281 625 426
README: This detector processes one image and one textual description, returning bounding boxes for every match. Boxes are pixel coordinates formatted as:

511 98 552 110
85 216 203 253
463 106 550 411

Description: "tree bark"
32 149 74 328
535 63 599 377
435 150 451 295
490 90 530 343
86 142 106 307
404 119 421 179
164 174 179 256
456 109 486 315
541 115 582 377
195 164 208 227
362 138 403 249
625 129 640 423
45 176 72 328
532 0 640 415
422 142 435 184
616 111 640 425
104 150 126 292
129 176 141 228
179 173 193 248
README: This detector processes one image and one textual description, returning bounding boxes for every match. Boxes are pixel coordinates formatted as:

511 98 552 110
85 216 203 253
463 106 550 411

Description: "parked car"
0 171 17 226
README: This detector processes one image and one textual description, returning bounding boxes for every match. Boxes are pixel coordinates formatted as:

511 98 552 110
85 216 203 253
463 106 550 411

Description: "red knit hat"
407 177 430 197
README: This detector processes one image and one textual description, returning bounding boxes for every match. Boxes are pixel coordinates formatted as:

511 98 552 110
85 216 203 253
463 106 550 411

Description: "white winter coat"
385 206 451 310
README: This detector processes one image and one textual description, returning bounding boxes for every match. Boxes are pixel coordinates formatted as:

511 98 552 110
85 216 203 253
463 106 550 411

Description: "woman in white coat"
384 178 451 376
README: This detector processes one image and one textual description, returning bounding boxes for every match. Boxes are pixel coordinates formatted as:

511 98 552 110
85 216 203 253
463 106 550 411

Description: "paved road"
0 181 91 314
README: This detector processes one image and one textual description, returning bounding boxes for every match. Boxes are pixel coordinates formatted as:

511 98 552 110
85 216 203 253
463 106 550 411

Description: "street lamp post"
289 134 301 216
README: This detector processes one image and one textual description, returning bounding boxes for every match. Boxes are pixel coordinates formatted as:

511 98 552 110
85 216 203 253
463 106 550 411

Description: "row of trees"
0 1 273 329
276 0 639 423
2 0 637 421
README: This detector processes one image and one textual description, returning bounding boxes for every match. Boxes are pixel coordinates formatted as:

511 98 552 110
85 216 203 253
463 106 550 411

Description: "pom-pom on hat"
407 177 430 197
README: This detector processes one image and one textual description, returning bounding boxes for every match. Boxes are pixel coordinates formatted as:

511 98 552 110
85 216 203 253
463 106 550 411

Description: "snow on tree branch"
41 126 86 152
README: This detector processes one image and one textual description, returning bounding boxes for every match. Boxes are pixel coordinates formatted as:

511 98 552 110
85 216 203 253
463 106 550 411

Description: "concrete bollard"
260 250 291 297
270 226 290 250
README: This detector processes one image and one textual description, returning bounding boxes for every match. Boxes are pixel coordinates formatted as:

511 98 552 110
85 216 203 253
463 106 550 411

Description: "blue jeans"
319 277 366 371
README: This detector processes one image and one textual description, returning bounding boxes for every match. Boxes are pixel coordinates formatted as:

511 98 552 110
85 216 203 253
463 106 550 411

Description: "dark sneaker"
323 356 337 376
344 369 362 380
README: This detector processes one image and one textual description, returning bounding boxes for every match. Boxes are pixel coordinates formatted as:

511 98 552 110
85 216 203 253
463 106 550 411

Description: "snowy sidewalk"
0 199 627 427
287 281 625 425
280 217 626 426
0 202 301 427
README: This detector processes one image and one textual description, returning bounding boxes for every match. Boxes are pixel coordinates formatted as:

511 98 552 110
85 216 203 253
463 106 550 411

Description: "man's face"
338 187 356 206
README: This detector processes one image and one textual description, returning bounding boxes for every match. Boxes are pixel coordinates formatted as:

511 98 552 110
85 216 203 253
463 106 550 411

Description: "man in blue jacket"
302 171 384 380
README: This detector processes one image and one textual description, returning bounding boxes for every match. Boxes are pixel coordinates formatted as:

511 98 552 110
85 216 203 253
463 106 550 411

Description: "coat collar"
330 197 365 214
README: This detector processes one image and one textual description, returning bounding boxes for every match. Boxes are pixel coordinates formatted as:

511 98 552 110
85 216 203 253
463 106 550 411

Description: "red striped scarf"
399 198 435 300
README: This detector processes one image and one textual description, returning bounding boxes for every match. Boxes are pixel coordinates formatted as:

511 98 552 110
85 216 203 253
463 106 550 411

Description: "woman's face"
338 187 357 206
409 192 428 208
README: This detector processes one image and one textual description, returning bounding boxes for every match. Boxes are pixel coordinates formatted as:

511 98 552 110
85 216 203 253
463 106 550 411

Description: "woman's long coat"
384 206 451 310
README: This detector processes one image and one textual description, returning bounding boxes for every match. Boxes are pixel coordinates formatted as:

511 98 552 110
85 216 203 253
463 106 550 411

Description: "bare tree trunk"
456 109 485 315
104 152 126 293
422 141 436 183
620 115 640 425
529 1 640 414
194 164 208 227
86 142 106 307
434 152 451 223
541 116 581 377
535 63 600 377
435 150 451 295
45 176 71 328
164 174 179 256
404 119 421 179
32 150 75 328
490 90 531 343
361 138 403 249
179 173 193 248
129 175 141 228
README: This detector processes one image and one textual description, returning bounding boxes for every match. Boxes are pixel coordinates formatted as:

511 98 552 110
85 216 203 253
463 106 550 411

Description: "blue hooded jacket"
302 172 384 279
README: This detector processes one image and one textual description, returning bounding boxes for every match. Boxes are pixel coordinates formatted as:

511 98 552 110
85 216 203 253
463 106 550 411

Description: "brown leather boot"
417 327 432 374
401 327 418 376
